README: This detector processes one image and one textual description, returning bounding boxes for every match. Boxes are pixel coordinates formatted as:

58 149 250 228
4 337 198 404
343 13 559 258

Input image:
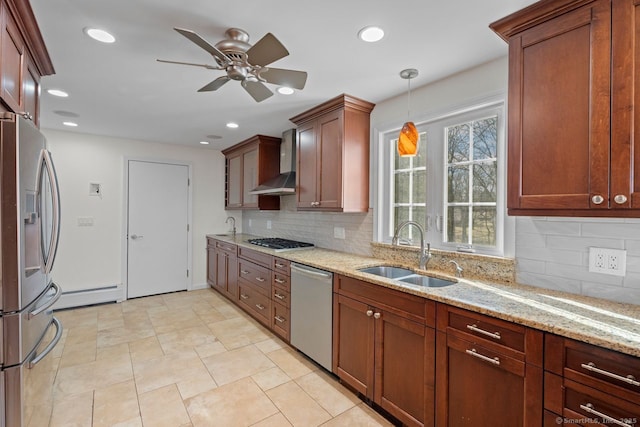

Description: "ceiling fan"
158 27 308 102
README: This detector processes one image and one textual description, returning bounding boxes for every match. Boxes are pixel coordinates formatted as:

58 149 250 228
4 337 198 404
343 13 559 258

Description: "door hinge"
187 224 190 232
188 178 190 186
187 269 189 277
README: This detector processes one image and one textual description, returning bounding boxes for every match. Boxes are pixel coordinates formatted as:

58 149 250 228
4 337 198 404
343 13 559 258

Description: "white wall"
44 129 232 294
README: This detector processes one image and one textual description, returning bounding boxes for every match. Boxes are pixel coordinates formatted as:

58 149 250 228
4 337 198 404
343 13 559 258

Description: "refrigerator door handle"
36 149 61 274
28 282 61 319
28 317 63 368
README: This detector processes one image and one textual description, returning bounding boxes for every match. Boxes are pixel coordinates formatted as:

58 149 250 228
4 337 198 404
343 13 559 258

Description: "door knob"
130 234 143 240
614 194 628 204
591 195 604 205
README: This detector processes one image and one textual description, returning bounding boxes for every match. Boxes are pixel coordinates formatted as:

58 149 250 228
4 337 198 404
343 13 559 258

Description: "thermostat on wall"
89 182 102 196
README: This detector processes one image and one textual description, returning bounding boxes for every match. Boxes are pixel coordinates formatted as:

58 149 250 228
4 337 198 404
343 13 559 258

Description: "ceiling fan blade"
174 27 230 64
156 59 218 70
242 80 273 102
246 33 289 66
261 68 308 90
198 76 230 92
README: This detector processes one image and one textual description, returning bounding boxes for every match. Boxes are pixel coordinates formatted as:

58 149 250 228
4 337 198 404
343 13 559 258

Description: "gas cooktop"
247 237 315 252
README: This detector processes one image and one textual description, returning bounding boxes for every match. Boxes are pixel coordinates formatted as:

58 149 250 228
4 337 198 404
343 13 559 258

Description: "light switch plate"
588 247 626 276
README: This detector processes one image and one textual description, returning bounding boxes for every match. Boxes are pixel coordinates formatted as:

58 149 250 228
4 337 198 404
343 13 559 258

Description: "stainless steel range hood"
249 129 296 195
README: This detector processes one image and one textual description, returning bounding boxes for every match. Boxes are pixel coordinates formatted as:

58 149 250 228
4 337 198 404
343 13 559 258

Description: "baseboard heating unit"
53 284 124 310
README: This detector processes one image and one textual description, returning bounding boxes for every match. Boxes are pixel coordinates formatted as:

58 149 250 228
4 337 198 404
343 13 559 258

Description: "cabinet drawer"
272 287 290 307
546 335 640 401
272 302 290 341
272 272 290 291
438 305 525 353
238 259 271 295
238 283 270 326
335 274 427 324
273 257 290 276
238 246 272 268
215 240 237 255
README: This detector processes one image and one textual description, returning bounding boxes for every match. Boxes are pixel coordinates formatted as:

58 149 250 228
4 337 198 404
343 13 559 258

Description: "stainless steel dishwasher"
290 263 333 372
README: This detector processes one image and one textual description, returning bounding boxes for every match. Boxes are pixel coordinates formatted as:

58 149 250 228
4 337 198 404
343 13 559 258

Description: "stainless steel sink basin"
214 233 230 236
358 266 415 279
399 275 456 288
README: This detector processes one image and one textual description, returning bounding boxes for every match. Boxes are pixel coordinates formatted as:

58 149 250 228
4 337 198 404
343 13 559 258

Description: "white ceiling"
30 0 537 150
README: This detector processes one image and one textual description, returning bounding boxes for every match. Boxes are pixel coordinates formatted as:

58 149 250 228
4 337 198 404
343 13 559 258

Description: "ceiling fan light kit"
398 68 419 157
158 27 308 102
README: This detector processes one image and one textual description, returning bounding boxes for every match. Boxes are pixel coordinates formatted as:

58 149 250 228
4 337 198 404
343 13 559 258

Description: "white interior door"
127 160 189 298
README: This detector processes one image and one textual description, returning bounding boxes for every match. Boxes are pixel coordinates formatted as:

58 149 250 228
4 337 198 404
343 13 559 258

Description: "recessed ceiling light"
84 27 116 43
47 89 69 97
226 122 239 129
63 121 78 127
199 141 210 145
277 87 294 95
358 26 384 42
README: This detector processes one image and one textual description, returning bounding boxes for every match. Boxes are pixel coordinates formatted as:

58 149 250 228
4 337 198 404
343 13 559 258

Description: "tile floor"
43 288 394 426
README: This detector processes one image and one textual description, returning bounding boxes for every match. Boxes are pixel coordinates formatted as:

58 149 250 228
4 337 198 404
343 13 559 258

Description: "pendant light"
398 68 419 157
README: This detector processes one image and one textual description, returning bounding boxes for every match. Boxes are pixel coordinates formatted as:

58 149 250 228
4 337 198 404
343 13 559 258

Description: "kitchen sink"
358 266 415 278
399 275 456 288
214 233 231 236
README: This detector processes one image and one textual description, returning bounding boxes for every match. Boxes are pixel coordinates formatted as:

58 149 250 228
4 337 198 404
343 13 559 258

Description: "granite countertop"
207 233 640 358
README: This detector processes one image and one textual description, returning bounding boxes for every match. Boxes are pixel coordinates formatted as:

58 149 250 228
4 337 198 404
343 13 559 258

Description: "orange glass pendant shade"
398 121 419 157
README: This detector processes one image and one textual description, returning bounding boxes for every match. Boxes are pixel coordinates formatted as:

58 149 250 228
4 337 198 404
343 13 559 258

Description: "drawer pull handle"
580 403 632 427
373 312 381 319
275 263 285 268
614 194 628 205
274 292 286 300
466 324 501 340
241 270 250 275
274 315 286 323
465 348 500 366
274 278 286 284
255 304 265 310
240 294 249 300
256 277 266 282
366 309 373 317
581 362 640 386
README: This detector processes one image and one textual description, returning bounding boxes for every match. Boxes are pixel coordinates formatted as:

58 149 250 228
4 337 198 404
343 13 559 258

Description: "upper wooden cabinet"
491 0 640 217
221 134 281 210
0 0 54 126
290 94 374 212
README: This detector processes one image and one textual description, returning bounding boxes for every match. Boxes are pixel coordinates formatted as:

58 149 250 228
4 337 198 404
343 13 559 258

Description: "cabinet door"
226 254 238 299
316 109 343 209
506 0 611 212
297 121 317 208
227 154 242 208
333 293 375 398
436 331 541 427
214 250 229 294
614 0 640 209
23 54 40 126
206 246 216 288
375 309 434 427
1 3 25 113
242 148 258 208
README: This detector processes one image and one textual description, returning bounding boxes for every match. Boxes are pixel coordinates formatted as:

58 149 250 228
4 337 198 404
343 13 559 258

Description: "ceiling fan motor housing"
227 65 248 80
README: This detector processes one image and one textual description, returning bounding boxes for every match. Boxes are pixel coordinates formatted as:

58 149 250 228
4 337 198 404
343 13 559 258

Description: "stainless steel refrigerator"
0 112 63 426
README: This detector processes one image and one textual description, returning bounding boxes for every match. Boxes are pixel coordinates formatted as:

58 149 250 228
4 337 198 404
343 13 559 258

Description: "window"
377 100 506 256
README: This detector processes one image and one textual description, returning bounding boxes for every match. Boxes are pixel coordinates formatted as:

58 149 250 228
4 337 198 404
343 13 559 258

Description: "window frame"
374 97 508 257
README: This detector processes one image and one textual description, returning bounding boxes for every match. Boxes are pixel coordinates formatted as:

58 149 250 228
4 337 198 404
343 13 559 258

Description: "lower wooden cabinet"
333 275 435 427
207 238 237 300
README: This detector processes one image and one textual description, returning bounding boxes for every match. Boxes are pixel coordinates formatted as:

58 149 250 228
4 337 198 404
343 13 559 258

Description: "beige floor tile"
133 350 209 394
251 366 291 391
255 338 285 354
295 370 360 416
58 340 97 368
266 381 332 427
98 316 126 331
121 294 166 312
139 384 191 427
49 390 93 427
149 308 205 334
207 317 273 350
194 340 227 358
93 380 140 427
64 324 98 345
320 403 394 427
97 342 129 360
202 344 275 386
176 371 218 400
194 305 227 323
128 335 164 362
97 325 155 348
157 325 217 355
266 347 318 379
251 412 293 427
185 377 279 427
108 417 143 427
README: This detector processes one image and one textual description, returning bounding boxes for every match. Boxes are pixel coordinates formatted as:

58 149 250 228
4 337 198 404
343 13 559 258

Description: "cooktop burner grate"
247 237 315 252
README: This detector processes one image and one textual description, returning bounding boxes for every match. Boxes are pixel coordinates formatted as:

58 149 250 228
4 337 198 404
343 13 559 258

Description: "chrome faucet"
449 260 463 278
392 221 431 270
225 216 236 236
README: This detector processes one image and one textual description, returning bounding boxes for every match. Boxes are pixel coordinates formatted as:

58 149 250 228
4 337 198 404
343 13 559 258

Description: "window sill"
371 242 515 285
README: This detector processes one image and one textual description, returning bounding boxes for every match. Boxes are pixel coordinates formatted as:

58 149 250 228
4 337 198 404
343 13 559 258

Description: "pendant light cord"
407 77 411 120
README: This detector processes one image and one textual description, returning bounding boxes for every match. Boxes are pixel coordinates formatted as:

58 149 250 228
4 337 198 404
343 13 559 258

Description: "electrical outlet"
334 227 346 239
248 219 252 227
589 247 626 276
267 220 272 230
